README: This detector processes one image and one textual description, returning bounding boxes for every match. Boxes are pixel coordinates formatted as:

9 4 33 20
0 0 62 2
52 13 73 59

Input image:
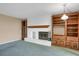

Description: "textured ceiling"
0 3 79 19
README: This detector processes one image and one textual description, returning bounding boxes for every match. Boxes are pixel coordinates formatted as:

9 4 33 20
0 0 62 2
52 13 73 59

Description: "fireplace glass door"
39 32 48 40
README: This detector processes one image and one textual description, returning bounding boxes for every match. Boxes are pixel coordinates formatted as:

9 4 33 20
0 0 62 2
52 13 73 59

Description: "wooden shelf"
67 23 78 25
28 25 49 28
53 34 64 36
53 20 65 26
67 32 78 34
67 27 78 29
68 17 78 19
67 34 78 37
53 24 65 26
53 21 65 23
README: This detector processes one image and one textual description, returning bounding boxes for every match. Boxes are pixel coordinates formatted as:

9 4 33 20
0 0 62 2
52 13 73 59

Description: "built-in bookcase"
52 12 79 49
67 24 78 37
53 16 65 26
52 14 65 47
67 14 78 37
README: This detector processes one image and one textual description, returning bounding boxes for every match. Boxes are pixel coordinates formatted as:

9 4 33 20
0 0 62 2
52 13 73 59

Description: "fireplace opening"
39 32 48 40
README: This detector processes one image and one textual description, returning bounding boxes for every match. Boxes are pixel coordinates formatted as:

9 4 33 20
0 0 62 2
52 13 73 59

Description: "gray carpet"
0 40 79 56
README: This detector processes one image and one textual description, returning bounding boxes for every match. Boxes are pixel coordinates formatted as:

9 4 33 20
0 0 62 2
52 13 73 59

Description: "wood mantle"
28 25 49 28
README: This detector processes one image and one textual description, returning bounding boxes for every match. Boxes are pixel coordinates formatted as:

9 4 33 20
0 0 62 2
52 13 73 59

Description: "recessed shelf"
53 19 65 26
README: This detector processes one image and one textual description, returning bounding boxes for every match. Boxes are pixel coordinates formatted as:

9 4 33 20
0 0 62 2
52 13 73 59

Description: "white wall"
27 17 51 26
27 16 52 39
0 14 21 43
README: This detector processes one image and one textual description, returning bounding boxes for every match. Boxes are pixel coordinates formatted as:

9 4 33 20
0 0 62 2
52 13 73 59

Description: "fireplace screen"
39 32 48 40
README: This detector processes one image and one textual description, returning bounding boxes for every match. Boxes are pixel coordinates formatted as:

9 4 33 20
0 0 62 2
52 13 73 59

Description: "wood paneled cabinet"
65 37 78 49
52 35 65 47
52 12 79 50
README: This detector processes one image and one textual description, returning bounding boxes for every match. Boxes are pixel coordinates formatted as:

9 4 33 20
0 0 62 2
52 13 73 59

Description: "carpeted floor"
0 40 79 56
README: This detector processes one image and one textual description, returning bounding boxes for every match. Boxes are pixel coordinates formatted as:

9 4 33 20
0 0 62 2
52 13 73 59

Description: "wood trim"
53 34 65 36
77 14 79 48
28 25 49 28
21 20 27 40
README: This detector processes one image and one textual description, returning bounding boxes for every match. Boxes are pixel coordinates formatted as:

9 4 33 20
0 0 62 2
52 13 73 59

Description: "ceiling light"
61 14 68 21
61 4 68 20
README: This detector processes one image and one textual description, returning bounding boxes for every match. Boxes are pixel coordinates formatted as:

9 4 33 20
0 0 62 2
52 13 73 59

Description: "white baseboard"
0 39 20 45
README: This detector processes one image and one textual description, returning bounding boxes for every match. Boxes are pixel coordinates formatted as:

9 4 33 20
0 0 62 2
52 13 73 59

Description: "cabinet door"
52 35 65 46
66 37 78 49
